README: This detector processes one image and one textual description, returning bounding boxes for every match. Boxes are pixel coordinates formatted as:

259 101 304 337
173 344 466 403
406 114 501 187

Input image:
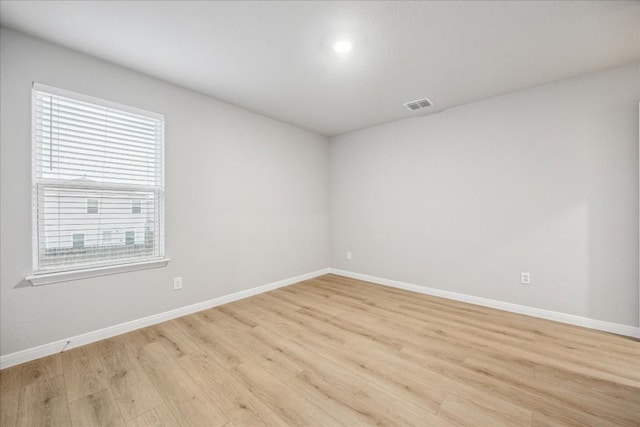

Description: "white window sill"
26 258 171 286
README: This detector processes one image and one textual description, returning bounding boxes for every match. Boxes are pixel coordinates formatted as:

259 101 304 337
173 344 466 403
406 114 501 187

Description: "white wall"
0 28 330 356
331 62 640 327
2 27 638 359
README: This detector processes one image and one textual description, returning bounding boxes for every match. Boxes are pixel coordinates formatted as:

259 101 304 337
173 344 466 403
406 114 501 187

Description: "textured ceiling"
1 1 639 136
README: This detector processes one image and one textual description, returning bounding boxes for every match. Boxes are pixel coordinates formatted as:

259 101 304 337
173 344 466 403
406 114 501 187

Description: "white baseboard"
329 268 640 339
0 268 330 369
4 266 636 369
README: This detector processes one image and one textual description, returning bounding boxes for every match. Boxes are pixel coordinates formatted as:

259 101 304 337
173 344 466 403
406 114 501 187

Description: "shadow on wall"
14 279 31 289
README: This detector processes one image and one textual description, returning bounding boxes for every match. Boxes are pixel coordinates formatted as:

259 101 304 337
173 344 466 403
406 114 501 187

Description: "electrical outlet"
346 251 352 260
173 277 183 290
520 272 531 285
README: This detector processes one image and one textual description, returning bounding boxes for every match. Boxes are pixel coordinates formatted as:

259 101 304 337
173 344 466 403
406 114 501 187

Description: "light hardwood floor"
1 274 639 426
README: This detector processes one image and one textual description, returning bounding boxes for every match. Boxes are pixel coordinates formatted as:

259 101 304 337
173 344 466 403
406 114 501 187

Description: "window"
87 198 99 214
102 230 112 244
32 83 165 276
125 230 135 245
72 233 85 249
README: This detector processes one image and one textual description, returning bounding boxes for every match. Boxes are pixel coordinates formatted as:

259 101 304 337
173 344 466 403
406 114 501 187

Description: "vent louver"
404 98 433 111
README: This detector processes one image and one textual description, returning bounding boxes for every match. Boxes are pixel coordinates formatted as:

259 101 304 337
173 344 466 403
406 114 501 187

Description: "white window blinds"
32 83 165 274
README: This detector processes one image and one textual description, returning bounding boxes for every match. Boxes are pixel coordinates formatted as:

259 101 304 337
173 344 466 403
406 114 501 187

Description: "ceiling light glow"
334 40 352 53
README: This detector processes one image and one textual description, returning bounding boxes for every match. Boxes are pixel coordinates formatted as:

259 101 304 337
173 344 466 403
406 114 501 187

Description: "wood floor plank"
0 365 22 427
208 325 304 383
338 336 451 413
178 350 289 427
463 353 536 381
195 329 261 370
464 356 640 425
229 362 345 426
353 380 455 427
95 337 164 421
19 353 62 389
249 325 368 395
170 315 212 345
534 363 640 410
285 371 398 426
0 364 22 397
531 410 582 427
0 389 20 427
221 303 347 355
62 343 110 402
68 388 126 427
126 404 181 427
137 322 200 360
196 307 248 329
399 336 637 426
216 305 260 329
275 286 346 317
135 342 228 427
16 374 71 427
2 273 638 426
438 392 533 426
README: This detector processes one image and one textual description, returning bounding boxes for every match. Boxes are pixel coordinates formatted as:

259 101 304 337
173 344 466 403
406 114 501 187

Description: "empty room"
0 1 639 426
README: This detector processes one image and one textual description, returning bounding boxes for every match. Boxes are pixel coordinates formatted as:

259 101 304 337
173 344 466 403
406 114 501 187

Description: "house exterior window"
32 83 165 275
72 233 85 249
131 200 142 214
87 198 99 214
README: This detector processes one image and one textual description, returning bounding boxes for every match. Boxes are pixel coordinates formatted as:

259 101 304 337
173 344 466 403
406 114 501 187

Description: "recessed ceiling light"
334 40 352 53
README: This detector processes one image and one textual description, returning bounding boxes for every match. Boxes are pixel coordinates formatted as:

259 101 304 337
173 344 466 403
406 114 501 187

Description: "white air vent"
404 98 433 111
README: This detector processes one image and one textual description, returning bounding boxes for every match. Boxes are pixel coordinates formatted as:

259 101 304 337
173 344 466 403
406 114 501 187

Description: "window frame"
86 198 99 214
125 230 136 246
72 233 85 249
131 199 142 214
27 83 169 285
102 230 113 245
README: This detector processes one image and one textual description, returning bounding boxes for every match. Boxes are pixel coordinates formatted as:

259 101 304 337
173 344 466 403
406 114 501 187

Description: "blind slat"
34 109 159 136
36 156 158 175
35 94 160 128
35 112 158 138
35 122 158 146
35 134 158 157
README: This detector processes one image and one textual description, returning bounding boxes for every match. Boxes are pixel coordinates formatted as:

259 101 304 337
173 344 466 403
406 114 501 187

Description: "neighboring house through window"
32 83 165 275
